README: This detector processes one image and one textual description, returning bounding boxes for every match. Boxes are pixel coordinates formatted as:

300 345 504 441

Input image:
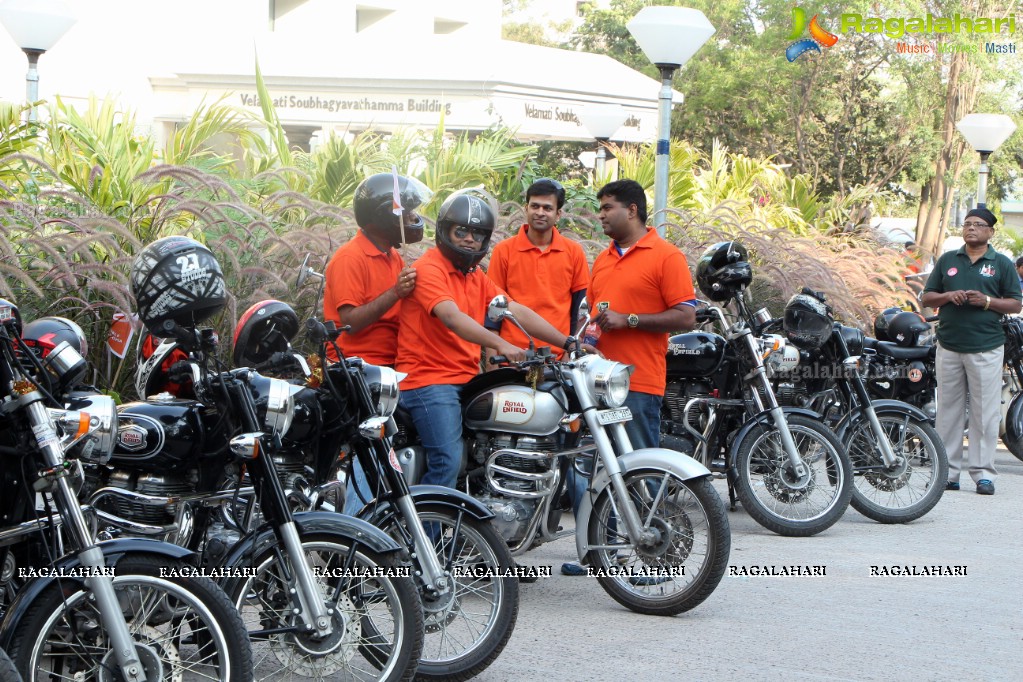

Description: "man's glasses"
963 221 991 229
453 225 489 242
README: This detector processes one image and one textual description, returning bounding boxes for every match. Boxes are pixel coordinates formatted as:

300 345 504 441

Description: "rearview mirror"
487 295 511 323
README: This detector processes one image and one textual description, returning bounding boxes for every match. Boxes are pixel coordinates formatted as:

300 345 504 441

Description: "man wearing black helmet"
396 190 572 491
921 207 1022 495
323 173 430 366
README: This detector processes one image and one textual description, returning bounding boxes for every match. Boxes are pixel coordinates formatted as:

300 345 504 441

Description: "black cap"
965 207 997 227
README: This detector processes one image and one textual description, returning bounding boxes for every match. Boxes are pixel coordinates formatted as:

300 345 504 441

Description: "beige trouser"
936 343 1002 483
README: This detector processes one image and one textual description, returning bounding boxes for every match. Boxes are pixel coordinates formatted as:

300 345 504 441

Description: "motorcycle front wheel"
845 412 948 523
223 533 423 682
7 555 251 682
585 472 730 617
733 414 853 537
375 504 519 681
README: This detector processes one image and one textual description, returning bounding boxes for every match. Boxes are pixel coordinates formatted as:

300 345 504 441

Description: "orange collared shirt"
487 225 589 351
323 230 404 365
396 248 504 390
589 228 696 395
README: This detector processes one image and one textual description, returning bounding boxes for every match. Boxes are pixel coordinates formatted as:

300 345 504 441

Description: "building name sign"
523 103 641 130
238 93 452 116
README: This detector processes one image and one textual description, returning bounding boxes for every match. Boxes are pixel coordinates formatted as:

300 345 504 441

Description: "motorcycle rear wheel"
223 533 423 682
7 555 251 682
845 413 948 523
585 472 730 617
375 505 519 681
733 414 853 537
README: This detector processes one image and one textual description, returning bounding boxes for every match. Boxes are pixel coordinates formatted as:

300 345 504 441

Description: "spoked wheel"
733 414 853 537
224 534 423 682
845 412 948 523
585 472 730 616
377 505 519 681
7 555 251 682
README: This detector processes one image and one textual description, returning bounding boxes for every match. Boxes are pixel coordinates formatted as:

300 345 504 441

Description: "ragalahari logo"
786 6 839 61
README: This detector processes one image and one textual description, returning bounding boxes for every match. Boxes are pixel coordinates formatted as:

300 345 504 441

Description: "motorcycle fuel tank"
666 332 727 378
464 384 566 436
111 398 206 471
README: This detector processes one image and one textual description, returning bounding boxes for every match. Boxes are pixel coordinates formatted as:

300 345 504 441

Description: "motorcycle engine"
470 433 558 544
88 468 197 527
661 380 714 453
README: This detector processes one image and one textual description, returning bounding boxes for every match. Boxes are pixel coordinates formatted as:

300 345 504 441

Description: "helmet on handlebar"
130 236 228 337
887 311 930 347
783 291 833 349
436 189 497 274
233 299 300 368
873 306 902 342
135 332 192 399
22 316 89 358
354 173 432 248
695 242 752 302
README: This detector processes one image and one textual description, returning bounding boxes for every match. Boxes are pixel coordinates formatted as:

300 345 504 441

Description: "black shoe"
945 480 960 491
516 563 539 583
561 562 587 576
976 479 995 495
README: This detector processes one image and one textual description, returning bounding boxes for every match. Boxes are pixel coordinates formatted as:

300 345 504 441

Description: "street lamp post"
579 104 628 182
0 0 77 122
955 113 1018 207
627 6 714 236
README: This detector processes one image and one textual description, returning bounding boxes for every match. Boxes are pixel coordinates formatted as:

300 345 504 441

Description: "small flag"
107 312 137 359
391 165 403 216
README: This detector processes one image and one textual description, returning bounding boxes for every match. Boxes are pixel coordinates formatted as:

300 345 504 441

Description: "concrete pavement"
476 446 1023 681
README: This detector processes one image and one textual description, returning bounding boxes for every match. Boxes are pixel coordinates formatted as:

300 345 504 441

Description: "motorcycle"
227 282 520 682
0 299 252 681
85 236 425 681
767 290 948 524
400 295 731 617
659 242 853 537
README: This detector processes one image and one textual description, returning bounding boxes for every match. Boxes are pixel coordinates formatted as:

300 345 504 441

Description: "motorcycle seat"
873 341 933 360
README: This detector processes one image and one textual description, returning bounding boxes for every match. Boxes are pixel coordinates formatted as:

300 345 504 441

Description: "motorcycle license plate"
596 407 632 425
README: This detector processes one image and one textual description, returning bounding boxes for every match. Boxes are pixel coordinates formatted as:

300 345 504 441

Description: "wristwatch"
627 313 640 329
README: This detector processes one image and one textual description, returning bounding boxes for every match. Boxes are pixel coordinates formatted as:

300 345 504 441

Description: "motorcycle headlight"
264 377 299 436
581 356 633 408
52 394 117 464
363 364 401 417
42 341 88 388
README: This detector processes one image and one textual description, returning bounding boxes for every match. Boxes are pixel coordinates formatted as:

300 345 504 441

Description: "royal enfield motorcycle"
227 287 520 682
84 236 425 681
659 242 853 537
766 290 948 524
0 299 252 681
399 296 731 617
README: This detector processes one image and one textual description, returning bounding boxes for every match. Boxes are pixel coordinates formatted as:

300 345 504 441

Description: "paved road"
475 447 1023 681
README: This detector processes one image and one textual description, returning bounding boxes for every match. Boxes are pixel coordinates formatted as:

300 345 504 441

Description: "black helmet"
873 306 902 342
887 311 930 347
783 291 833 349
695 241 752 301
233 299 300 367
436 189 497 274
130 236 228 336
22 317 89 358
353 173 431 248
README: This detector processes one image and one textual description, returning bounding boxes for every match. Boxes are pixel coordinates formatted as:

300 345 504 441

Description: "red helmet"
135 333 191 398
233 300 300 368
22 316 89 358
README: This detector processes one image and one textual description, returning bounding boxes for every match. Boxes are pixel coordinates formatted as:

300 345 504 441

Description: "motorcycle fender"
0 538 195 648
574 448 711 560
726 407 823 466
220 510 403 573
361 484 495 527
1002 392 1023 456
833 399 931 441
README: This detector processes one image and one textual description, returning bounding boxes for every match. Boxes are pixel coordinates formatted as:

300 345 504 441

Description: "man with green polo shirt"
921 207 1022 495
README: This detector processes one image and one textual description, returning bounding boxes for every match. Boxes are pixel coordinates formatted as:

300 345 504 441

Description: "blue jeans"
343 457 373 516
568 391 664 516
401 384 463 489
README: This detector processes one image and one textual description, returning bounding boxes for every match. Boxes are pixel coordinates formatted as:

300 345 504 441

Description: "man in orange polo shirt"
486 178 588 361
589 178 697 449
396 189 571 490
323 173 430 365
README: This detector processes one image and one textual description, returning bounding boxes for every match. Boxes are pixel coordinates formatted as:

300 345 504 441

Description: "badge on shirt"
980 264 995 277
947 267 957 276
